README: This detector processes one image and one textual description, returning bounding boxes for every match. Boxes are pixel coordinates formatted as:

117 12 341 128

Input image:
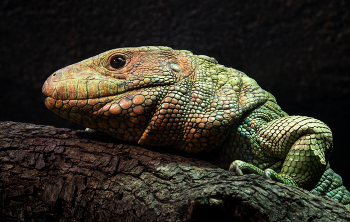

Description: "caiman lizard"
42 46 350 208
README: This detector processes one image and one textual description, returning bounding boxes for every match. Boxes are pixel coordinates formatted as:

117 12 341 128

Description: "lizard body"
42 46 350 208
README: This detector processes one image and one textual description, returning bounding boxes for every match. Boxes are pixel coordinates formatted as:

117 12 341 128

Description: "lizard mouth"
43 88 146 129
42 68 172 102
43 89 134 112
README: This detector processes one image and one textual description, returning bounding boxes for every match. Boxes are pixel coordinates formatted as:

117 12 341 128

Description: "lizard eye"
109 55 126 69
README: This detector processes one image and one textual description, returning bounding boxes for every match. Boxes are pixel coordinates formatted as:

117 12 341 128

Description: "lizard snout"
42 69 64 99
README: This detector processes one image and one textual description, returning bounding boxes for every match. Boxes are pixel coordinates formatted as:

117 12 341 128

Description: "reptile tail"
311 167 350 209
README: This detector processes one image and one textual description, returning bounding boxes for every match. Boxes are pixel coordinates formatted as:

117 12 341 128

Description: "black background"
1 0 349 189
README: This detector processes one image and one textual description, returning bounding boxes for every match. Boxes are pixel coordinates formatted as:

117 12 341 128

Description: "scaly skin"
42 46 350 208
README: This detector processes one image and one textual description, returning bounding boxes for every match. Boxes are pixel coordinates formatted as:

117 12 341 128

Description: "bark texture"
0 121 349 221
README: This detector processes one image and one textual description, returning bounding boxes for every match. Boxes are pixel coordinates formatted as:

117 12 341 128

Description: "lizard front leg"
230 116 333 190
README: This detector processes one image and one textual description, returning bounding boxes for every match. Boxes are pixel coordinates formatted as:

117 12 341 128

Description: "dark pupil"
110 55 126 69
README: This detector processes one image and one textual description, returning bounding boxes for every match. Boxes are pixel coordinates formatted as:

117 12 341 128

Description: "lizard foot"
229 160 299 187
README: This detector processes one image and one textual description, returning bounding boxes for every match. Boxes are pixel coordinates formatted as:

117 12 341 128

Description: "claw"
229 161 244 175
235 166 243 176
264 168 273 180
228 162 235 172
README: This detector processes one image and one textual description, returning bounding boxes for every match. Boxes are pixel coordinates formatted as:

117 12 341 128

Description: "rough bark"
0 121 349 222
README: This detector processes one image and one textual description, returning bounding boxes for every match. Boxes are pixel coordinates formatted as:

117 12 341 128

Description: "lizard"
42 46 350 208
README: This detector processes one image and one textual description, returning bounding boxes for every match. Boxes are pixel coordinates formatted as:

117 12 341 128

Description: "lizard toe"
264 169 299 187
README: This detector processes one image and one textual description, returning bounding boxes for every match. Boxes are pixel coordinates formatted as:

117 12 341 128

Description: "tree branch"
0 121 349 221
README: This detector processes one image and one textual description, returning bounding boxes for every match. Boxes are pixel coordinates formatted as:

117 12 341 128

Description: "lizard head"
43 46 268 153
42 46 196 141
